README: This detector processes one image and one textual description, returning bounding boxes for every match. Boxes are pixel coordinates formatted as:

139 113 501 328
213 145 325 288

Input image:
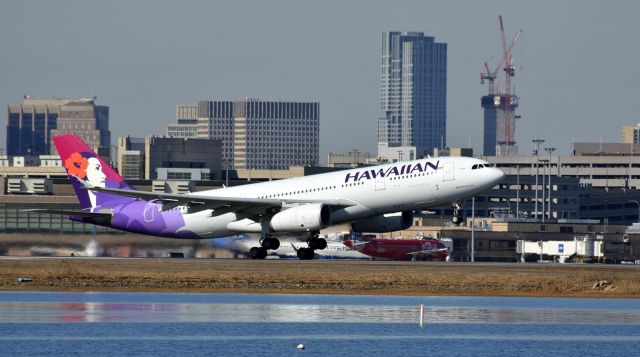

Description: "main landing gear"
296 231 327 260
248 235 281 260
451 201 463 225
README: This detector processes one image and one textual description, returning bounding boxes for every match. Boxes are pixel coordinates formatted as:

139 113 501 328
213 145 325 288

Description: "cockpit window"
472 163 494 170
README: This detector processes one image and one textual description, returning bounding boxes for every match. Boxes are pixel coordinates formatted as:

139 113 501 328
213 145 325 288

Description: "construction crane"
481 15 523 155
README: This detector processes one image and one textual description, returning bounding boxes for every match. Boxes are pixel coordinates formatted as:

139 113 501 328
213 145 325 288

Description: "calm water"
0 292 639 356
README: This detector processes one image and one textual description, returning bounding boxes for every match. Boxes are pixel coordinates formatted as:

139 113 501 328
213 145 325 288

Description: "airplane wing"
79 180 355 212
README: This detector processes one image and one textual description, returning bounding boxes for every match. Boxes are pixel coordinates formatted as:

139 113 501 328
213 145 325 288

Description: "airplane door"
143 202 156 222
442 161 455 182
375 174 386 191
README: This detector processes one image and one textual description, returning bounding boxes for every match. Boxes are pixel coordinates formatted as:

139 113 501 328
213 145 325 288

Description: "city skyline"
1 1 639 163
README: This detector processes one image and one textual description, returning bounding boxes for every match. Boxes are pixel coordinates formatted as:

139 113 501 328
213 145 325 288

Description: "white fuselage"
180 156 504 238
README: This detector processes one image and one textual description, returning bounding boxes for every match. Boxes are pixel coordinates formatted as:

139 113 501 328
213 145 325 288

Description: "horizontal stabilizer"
24 209 112 219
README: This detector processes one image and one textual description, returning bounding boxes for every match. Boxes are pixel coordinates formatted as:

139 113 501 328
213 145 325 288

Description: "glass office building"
379 32 447 154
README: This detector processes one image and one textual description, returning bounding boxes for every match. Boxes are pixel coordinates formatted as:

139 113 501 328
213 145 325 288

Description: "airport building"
117 136 222 180
393 217 640 263
377 32 447 157
485 152 640 190
6 97 110 158
424 174 640 225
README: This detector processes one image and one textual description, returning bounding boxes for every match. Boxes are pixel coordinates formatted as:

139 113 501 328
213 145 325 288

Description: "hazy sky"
1 0 639 162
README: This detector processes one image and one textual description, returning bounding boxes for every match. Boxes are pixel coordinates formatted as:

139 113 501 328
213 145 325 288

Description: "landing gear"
296 248 315 260
249 247 267 259
451 201 463 225
248 235 281 259
296 231 327 260
308 237 327 250
261 236 280 250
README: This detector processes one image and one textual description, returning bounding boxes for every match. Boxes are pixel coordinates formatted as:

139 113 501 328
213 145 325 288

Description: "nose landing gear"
451 201 463 225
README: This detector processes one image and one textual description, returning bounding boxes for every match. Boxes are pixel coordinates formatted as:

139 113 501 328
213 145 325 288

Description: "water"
0 292 639 356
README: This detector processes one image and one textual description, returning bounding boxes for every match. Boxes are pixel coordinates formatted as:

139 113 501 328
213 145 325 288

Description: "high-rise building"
622 124 640 144
195 99 319 170
7 97 110 158
378 32 447 156
168 105 198 138
481 94 519 156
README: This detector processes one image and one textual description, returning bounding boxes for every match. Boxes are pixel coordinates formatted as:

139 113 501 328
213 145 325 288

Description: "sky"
1 0 639 163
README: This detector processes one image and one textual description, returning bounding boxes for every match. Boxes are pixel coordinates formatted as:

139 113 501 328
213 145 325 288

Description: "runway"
1 257 639 297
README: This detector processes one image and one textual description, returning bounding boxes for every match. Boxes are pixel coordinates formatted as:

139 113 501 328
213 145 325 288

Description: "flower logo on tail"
65 152 89 179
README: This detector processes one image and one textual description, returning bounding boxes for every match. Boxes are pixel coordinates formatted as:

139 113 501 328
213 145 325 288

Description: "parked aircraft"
211 234 370 259
31 134 503 260
344 237 448 261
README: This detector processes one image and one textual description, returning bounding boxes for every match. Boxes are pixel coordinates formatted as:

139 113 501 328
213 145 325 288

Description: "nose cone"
491 168 505 185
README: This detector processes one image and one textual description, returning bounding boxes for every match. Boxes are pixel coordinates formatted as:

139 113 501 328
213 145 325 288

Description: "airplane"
210 234 370 259
343 237 449 261
31 134 504 260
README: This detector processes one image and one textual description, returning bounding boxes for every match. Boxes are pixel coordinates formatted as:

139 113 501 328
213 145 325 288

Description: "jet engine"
351 211 413 233
270 203 332 232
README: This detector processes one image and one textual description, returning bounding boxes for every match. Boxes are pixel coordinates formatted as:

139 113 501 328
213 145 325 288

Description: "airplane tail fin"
53 134 135 211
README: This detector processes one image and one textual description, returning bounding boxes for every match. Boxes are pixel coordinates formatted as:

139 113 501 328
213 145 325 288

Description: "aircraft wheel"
304 248 315 260
308 238 327 250
297 248 315 260
315 238 327 250
269 238 280 250
451 215 462 225
258 247 268 259
249 247 262 259
266 238 280 250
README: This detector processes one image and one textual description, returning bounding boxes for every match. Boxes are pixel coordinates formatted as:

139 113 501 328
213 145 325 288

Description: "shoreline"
1 258 639 298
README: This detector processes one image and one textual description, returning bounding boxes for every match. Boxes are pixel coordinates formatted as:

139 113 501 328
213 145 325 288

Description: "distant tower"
481 94 519 156
481 16 522 156
378 32 447 155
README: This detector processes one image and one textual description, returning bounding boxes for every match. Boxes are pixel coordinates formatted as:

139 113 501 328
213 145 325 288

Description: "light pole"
471 197 475 263
545 147 556 220
532 139 545 221
629 200 640 223
515 165 520 218
539 159 548 223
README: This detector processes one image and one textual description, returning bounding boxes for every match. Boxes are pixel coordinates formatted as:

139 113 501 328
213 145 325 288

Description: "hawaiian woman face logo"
64 152 106 188
86 157 106 188
64 152 107 209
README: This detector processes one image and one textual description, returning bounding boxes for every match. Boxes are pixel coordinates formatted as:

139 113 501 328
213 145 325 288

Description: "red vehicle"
343 237 448 261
